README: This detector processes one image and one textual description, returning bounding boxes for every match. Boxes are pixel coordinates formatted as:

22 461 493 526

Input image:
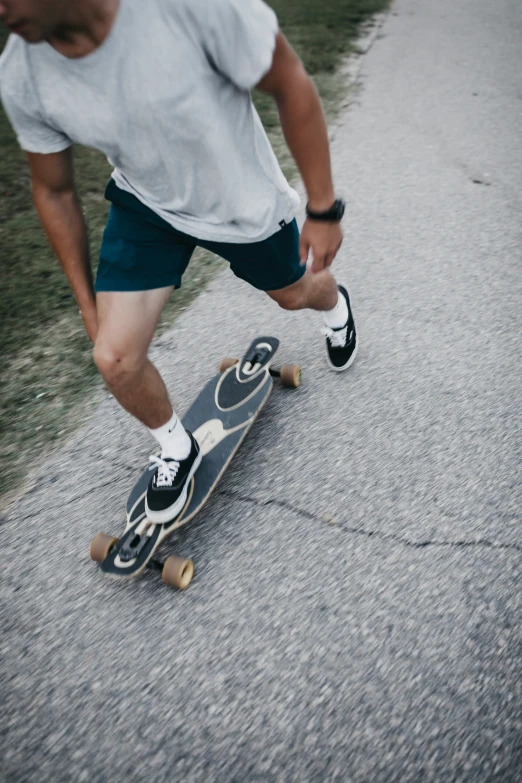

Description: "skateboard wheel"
218 357 239 372
280 364 302 388
90 533 120 563
162 556 194 589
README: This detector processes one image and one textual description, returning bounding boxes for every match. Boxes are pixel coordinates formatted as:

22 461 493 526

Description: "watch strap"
306 199 346 222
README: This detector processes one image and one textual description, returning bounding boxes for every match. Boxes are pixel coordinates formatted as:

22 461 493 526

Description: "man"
0 0 357 522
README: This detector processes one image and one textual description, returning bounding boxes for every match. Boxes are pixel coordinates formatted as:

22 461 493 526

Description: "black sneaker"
322 284 358 372
145 433 202 523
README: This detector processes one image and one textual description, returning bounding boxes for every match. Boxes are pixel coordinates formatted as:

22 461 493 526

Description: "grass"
0 0 389 504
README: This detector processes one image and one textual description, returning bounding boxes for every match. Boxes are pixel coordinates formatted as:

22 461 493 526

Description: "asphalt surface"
2 0 521 780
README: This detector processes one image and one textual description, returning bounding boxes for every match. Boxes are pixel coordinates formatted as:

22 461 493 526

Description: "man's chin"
8 23 44 43
21 31 44 43
18 33 44 44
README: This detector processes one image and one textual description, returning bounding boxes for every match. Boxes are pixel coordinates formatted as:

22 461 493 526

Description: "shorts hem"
94 275 182 293
250 262 306 292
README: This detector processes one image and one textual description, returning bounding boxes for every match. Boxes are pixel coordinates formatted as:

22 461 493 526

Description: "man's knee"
93 340 146 385
269 280 308 311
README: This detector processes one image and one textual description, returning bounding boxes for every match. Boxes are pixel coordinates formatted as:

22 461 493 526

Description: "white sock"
149 412 191 460
323 291 348 330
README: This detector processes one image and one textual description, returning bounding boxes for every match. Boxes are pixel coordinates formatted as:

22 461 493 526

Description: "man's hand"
299 218 343 274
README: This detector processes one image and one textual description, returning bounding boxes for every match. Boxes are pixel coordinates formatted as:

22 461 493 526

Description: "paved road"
2 0 521 780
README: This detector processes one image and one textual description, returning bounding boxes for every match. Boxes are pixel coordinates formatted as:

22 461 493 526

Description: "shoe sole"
145 449 203 524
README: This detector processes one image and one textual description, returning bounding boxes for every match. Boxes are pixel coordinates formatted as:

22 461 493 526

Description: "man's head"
0 0 74 43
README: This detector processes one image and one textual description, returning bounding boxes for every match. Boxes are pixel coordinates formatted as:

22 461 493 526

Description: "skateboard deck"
90 336 301 588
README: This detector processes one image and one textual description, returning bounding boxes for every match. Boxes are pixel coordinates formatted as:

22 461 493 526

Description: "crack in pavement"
217 490 522 554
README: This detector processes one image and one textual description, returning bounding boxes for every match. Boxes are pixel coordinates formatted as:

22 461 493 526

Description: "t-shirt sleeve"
199 0 279 90
0 82 71 155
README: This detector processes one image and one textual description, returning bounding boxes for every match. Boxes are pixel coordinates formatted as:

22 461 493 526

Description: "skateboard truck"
118 532 149 562
241 344 273 377
90 531 195 589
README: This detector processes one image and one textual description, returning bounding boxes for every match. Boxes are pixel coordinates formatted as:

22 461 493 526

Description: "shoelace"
149 454 180 488
322 325 348 348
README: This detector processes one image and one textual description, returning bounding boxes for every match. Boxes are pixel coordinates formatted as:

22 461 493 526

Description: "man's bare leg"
266 268 338 312
93 287 202 523
267 268 358 373
93 287 174 429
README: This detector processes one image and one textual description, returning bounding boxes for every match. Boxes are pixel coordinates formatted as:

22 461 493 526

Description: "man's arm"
257 33 343 273
27 149 97 342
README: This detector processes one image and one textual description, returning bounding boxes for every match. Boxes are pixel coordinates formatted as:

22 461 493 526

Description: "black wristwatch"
306 198 345 222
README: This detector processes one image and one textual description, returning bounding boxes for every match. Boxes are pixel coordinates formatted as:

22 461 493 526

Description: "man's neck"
48 0 120 58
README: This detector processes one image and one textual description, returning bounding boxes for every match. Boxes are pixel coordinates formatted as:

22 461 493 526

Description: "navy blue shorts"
95 180 305 293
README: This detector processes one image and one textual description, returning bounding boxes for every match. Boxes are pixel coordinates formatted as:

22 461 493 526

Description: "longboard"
90 337 301 589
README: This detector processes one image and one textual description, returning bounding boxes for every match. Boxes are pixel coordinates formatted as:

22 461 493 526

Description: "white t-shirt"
0 0 300 242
